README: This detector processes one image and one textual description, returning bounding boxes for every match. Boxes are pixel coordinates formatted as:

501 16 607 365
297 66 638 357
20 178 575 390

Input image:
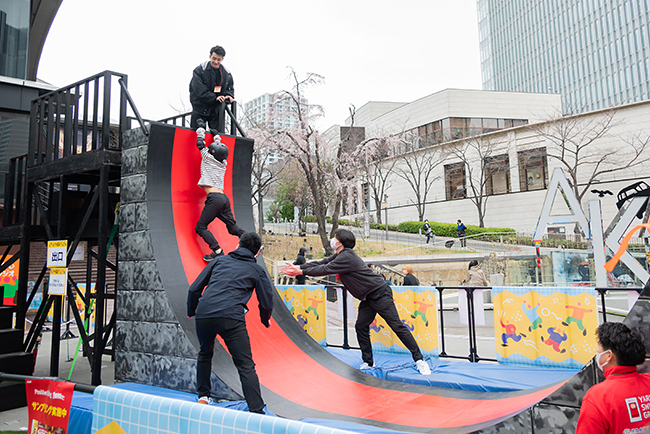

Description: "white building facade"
339 90 650 234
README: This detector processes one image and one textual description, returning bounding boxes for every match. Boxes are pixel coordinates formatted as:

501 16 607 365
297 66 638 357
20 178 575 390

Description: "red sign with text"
25 379 75 434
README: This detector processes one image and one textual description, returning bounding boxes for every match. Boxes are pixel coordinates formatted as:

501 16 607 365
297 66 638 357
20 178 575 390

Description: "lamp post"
382 195 388 240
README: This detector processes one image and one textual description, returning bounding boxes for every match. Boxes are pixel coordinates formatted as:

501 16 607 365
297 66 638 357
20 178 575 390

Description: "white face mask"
595 350 610 372
330 238 340 251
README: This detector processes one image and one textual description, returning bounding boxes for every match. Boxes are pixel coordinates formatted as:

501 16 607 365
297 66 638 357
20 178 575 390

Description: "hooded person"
293 247 308 285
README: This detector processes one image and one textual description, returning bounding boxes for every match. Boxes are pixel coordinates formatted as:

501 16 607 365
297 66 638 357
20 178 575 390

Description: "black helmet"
208 139 228 162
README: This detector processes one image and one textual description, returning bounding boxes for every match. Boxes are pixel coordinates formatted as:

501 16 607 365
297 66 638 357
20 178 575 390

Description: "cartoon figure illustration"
562 302 593 336
283 295 295 315
369 318 384 333
522 301 543 331
402 319 415 332
500 318 527 347
411 298 434 326
541 326 567 353
297 314 308 328
305 296 323 320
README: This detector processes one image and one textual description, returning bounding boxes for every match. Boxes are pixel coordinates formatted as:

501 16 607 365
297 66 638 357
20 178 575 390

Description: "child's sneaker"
203 249 223 262
416 359 431 376
198 396 213 405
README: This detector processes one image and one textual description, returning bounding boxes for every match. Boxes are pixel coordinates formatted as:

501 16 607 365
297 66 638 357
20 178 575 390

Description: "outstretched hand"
281 264 302 277
260 308 272 328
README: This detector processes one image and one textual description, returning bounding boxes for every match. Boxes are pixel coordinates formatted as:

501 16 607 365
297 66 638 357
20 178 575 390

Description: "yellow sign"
94 421 127 434
47 240 68 268
48 268 68 296
492 286 597 368
371 287 438 357
276 285 326 346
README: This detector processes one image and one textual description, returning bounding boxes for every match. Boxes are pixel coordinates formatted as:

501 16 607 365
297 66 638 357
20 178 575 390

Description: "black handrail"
118 78 149 135
0 372 96 394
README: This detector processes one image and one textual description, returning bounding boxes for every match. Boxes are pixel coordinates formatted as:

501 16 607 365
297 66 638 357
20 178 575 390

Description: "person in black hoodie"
293 247 307 285
187 232 273 411
281 229 430 375
189 45 235 129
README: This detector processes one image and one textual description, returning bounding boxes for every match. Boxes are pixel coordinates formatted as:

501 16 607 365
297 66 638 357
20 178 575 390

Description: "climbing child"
194 119 245 261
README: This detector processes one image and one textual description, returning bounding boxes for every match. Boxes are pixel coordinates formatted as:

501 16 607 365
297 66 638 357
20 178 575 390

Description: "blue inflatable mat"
327 347 578 392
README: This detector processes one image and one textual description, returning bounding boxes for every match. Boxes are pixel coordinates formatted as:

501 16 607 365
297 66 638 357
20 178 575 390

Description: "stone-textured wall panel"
153 323 196 358
121 147 144 178
120 232 154 262
155 295 179 324
120 174 146 204
133 260 163 290
152 356 197 394
130 322 158 354
531 403 579 434
115 351 154 384
116 291 155 322
115 321 132 352
116 261 135 291
134 202 149 231
119 203 136 233
122 128 148 150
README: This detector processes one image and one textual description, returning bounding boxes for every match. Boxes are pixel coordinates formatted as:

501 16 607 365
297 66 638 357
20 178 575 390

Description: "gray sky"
38 0 482 130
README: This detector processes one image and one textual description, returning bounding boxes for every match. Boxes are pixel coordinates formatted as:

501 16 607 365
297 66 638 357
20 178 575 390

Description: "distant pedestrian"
293 247 307 285
422 219 433 244
467 260 489 287
457 219 467 248
402 265 420 286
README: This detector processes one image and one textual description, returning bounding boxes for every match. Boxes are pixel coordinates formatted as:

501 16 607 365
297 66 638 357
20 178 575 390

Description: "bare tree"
529 109 650 203
271 68 338 254
444 134 513 227
248 128 288 235
393 134 445 222
275 161 313 233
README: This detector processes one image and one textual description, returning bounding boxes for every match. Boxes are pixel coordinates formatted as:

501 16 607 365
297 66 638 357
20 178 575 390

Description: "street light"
382 195 388 240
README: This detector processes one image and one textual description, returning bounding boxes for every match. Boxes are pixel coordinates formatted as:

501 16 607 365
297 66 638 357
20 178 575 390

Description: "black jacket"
403 274 420 286
293 248 307 285
189 61 235 116
300 248 386 300
187 247 273 323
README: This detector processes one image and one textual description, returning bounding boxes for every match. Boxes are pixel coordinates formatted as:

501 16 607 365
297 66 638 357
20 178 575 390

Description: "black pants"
355 285 423 366
425 233 432 243
191 111 222 132
195 317 265 413
195 192 245 251
459 236 466 247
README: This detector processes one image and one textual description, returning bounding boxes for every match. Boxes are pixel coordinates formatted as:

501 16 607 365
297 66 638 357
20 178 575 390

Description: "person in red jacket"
576 322 650 433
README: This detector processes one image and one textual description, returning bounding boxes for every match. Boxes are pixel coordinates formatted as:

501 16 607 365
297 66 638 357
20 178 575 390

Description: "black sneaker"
203 249 223 262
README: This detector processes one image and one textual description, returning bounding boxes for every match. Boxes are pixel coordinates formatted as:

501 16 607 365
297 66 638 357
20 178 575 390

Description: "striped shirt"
198 147 226 189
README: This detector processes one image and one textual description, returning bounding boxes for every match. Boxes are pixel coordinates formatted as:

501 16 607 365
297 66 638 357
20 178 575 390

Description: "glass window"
518 148 548 191
0 0 29 79
485 154 511 195
445 162 466 200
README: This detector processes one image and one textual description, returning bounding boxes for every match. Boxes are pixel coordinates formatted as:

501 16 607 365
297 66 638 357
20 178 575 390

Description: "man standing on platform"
187 232 273 413
189 45 234 130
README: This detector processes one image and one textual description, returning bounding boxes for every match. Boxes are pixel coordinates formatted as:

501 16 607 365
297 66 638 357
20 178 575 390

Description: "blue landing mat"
327 347 579 392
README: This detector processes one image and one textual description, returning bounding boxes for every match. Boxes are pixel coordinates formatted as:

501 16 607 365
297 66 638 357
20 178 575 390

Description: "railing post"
437 286 447 357
230 101 237 135
217 102 226 133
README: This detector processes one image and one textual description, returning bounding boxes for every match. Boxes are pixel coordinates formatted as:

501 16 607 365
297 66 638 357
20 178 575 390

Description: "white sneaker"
359 362 371 370
198 396 214 405
416 359 431 376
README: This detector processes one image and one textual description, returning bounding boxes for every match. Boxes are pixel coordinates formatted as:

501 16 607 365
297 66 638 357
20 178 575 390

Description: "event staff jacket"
187 247 273 323
576 365 650 433
300 248 387 300
189 61 235 116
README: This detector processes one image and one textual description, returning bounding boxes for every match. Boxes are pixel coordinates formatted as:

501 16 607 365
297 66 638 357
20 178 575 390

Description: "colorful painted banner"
276 285 326 346
1 255 19 305
371 286 439 357
25 378 75 433
492 286 598 368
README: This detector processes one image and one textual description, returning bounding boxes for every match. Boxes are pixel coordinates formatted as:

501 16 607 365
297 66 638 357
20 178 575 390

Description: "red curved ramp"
145 123 566 433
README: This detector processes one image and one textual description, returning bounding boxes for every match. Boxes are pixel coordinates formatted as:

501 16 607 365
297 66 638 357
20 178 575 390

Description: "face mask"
595 350 610 372
330 238 340 251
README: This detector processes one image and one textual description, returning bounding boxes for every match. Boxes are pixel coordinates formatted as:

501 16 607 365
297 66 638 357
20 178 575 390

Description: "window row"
444 148 549 200
413 117 528 148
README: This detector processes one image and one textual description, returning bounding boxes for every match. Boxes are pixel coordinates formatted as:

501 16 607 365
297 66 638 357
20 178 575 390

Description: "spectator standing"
457 220 467 248
402 265 420 286
293 247 307 285
422 219 433 244
467 260 489 287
